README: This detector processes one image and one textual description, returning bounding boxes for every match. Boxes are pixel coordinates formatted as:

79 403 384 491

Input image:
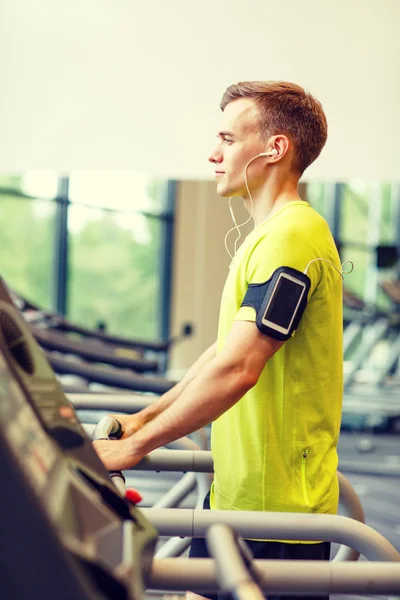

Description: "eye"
223 138 234 145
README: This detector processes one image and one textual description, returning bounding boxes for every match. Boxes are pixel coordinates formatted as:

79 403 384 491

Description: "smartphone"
260 272 307 336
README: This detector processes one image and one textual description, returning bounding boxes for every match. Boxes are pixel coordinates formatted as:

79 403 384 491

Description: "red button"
125 488 143 505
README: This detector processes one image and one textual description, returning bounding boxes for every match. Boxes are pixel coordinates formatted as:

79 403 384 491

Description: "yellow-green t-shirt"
210 201 343 520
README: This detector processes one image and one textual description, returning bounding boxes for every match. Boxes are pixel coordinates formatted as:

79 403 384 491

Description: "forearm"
93 322 280 472
129 357 254 458
133 341 218 427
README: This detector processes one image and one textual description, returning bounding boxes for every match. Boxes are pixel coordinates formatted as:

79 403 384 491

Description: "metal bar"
51 200 173 220
375 334 400 386
91 415 121 440
159 181 176 344
53 177 69 315
151 432 210 559
68 393 155 412
82 437 367 552
133 449 214 472
110 475 126 496
343 321 363 355
328 183 342 242
155 536 192 559
364 183 382 305
149 559 400 595
338 459 400 478
151 446 212 559
152 474 194 557
130 452 375 536
343 317 389 388
392 183 400 274
142 508 400 562
50 354 174 394
206 524 264 600
335 472 364 561
152 472 196 509
0 186 50 202
146 441 211 559
343 391 400 414
153 468 207 559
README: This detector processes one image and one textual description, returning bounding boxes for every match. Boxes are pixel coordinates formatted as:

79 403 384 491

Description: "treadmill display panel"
0 353 57 496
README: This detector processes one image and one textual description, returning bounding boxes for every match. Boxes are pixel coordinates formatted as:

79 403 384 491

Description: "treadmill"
14 289 171 355
0 276 266 599
0 277 158 600
2 276 400 598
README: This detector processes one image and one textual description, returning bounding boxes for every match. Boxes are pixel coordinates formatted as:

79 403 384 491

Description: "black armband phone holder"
241 266 311 341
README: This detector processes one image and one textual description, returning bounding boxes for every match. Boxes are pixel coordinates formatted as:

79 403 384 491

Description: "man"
94 81 343 600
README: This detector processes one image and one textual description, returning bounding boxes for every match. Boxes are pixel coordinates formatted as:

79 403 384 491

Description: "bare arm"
94 323 284 470
115 341 217 435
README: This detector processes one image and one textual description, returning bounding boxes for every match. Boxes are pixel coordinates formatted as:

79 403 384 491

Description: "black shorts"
189 491 331 600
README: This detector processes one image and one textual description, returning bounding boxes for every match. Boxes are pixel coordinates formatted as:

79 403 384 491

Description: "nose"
208 144 223 164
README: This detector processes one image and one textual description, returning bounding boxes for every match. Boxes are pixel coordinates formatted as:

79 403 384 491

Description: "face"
208 98 267 198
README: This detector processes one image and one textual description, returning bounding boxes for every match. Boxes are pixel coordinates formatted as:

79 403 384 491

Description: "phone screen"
264 276 305 329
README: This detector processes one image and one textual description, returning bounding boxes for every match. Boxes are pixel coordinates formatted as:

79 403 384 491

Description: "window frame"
0 175 175 341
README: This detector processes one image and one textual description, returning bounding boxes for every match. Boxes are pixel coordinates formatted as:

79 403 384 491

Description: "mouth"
214 171 225 178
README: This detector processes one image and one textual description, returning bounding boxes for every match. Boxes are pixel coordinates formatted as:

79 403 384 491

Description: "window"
0 173 57 309
0 172 174 340
67 172 171 339
68 207 164 339
307 181 400 308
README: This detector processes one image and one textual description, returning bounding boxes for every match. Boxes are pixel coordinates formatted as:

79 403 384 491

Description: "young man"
94 81 343 600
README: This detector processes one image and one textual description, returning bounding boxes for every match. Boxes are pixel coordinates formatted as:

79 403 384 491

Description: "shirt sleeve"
235 227 322 323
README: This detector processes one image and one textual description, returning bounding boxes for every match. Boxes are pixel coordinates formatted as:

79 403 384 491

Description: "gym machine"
1 276 400 598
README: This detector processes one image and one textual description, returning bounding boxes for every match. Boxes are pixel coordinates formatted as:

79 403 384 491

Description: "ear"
265 135 290 161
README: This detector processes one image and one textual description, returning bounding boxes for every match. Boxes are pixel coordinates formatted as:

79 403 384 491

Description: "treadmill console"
0 276 157 600
0 279 105 475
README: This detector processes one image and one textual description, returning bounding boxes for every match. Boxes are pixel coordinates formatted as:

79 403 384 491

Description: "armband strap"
241 266 311 341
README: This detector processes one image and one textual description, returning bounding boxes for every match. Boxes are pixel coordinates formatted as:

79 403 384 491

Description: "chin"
216 183 234 198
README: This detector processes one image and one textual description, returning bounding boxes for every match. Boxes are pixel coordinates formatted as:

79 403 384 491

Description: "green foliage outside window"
0 173 169 341
1 174 397 338
0 192 55 309
68 207 162 339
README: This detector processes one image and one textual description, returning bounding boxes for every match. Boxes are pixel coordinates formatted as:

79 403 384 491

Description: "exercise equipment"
14 289 172 354
1 274 400 598
47 352 174 394
30 323 159 372
206 524 265 600
0 277 158 600
341 284 400 435
9 284 181 393
93 416 400 597
71 391 400 477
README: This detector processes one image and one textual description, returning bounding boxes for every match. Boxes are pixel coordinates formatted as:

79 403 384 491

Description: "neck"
243 171 302 228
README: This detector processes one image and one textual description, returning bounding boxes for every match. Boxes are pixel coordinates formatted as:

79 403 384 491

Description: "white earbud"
258 148 278 157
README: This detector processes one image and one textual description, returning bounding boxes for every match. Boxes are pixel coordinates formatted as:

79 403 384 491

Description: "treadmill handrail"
207 524 264 600
108 445 366 562
68 393 155 412
55 318 171 352
13 289 171 352
31 325 159 372
143 508 400 562
149 558 400 595
47 353 175 394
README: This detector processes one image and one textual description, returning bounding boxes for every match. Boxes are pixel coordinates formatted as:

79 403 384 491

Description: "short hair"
220 81 328 175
